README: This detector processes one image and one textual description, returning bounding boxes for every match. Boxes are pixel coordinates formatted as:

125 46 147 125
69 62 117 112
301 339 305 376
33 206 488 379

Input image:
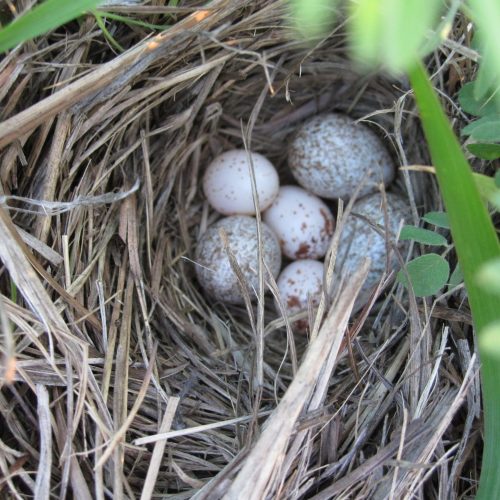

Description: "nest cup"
1 2 471 499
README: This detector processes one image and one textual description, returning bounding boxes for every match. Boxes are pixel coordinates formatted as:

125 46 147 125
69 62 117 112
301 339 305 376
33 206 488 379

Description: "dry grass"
0 2 482 498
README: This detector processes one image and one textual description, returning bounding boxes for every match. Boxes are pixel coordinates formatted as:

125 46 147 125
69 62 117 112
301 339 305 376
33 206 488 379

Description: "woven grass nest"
0 2 480 498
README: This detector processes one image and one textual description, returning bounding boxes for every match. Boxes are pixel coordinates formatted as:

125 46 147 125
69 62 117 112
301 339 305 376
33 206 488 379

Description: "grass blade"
93 11 124 52
408 61 500 500
94 11 170 31
0 0 103 53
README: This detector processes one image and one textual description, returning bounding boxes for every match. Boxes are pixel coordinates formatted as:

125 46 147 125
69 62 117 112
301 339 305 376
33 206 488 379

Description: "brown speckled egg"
276 259 324 332
288 113 395 200
195 215 282 304
203 149 280 215
263 185 335 260
335 192 411 311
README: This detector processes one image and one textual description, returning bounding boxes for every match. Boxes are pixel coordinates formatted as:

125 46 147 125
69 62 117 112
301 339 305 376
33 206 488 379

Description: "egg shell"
335 192 411 311
263 185 335 260
276 259 324 332
203 149 280 215
288 113 395 200
195 215 282 304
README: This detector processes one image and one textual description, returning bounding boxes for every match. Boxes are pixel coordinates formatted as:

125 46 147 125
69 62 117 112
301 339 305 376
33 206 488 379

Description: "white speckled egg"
195 215 282 304
203 149 280 215
263 185 335 260
276 259 324 332
288 113 396 200
335 192 411 311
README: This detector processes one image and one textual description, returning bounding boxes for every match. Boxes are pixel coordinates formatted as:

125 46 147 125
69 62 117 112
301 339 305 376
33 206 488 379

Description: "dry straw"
0 2 480 498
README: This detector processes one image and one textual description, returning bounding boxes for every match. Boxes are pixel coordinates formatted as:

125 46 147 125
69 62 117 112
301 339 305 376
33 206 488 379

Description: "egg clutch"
195 113 410 333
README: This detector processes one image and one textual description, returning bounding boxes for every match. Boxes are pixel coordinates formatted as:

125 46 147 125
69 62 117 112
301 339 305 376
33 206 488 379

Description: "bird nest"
0 1 480 498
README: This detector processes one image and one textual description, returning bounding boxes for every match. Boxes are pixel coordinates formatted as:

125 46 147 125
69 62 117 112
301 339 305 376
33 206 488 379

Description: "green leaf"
462 115 500 142
467 143 500 160
399 225 448 246
95 11 170 30
448 263 464 289
495 170 500 188
289 0 338 39
468 0 500 110
93 11 124 52
477 257 500 295
397 253 450 297
408 62 500 500
421 211 450 229
458 82 500 117
479 321 500 360
10 280 17 303
0 0 102 53
473 172 500 211
349 0 444 73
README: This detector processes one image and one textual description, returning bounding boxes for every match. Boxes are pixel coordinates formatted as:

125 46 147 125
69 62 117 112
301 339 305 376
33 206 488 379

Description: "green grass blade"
0 0 102 53
408 61 500 500
95 11 170 31
93 11 124 52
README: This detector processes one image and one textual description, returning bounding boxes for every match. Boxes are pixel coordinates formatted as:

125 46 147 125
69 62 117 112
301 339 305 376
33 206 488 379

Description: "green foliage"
458 81 500 160
408 61 500 325
458 82 500 117
467 0 500 106
479 321 500 360
397 211 479 295
348 0 444 72
448 263 464 289
92 9 171 53
10 281 17 303
0 0 102 53
421 210 450 228
477 257 500 295
409 62 500 500
473 172 500 211
462 115 500 142
289 0 338 39
397 213 450 296
399 225 448 246
467 143 500 160
289 0 500 109
397 253 450 297
93 11 124 52
95 11 170 31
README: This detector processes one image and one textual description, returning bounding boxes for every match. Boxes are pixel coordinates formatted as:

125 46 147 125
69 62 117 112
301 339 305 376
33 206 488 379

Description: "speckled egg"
195 215 282 304
335 192 411 311
263 185 335 260
276 259 324 332
203 149 280 215
288 113 396 200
